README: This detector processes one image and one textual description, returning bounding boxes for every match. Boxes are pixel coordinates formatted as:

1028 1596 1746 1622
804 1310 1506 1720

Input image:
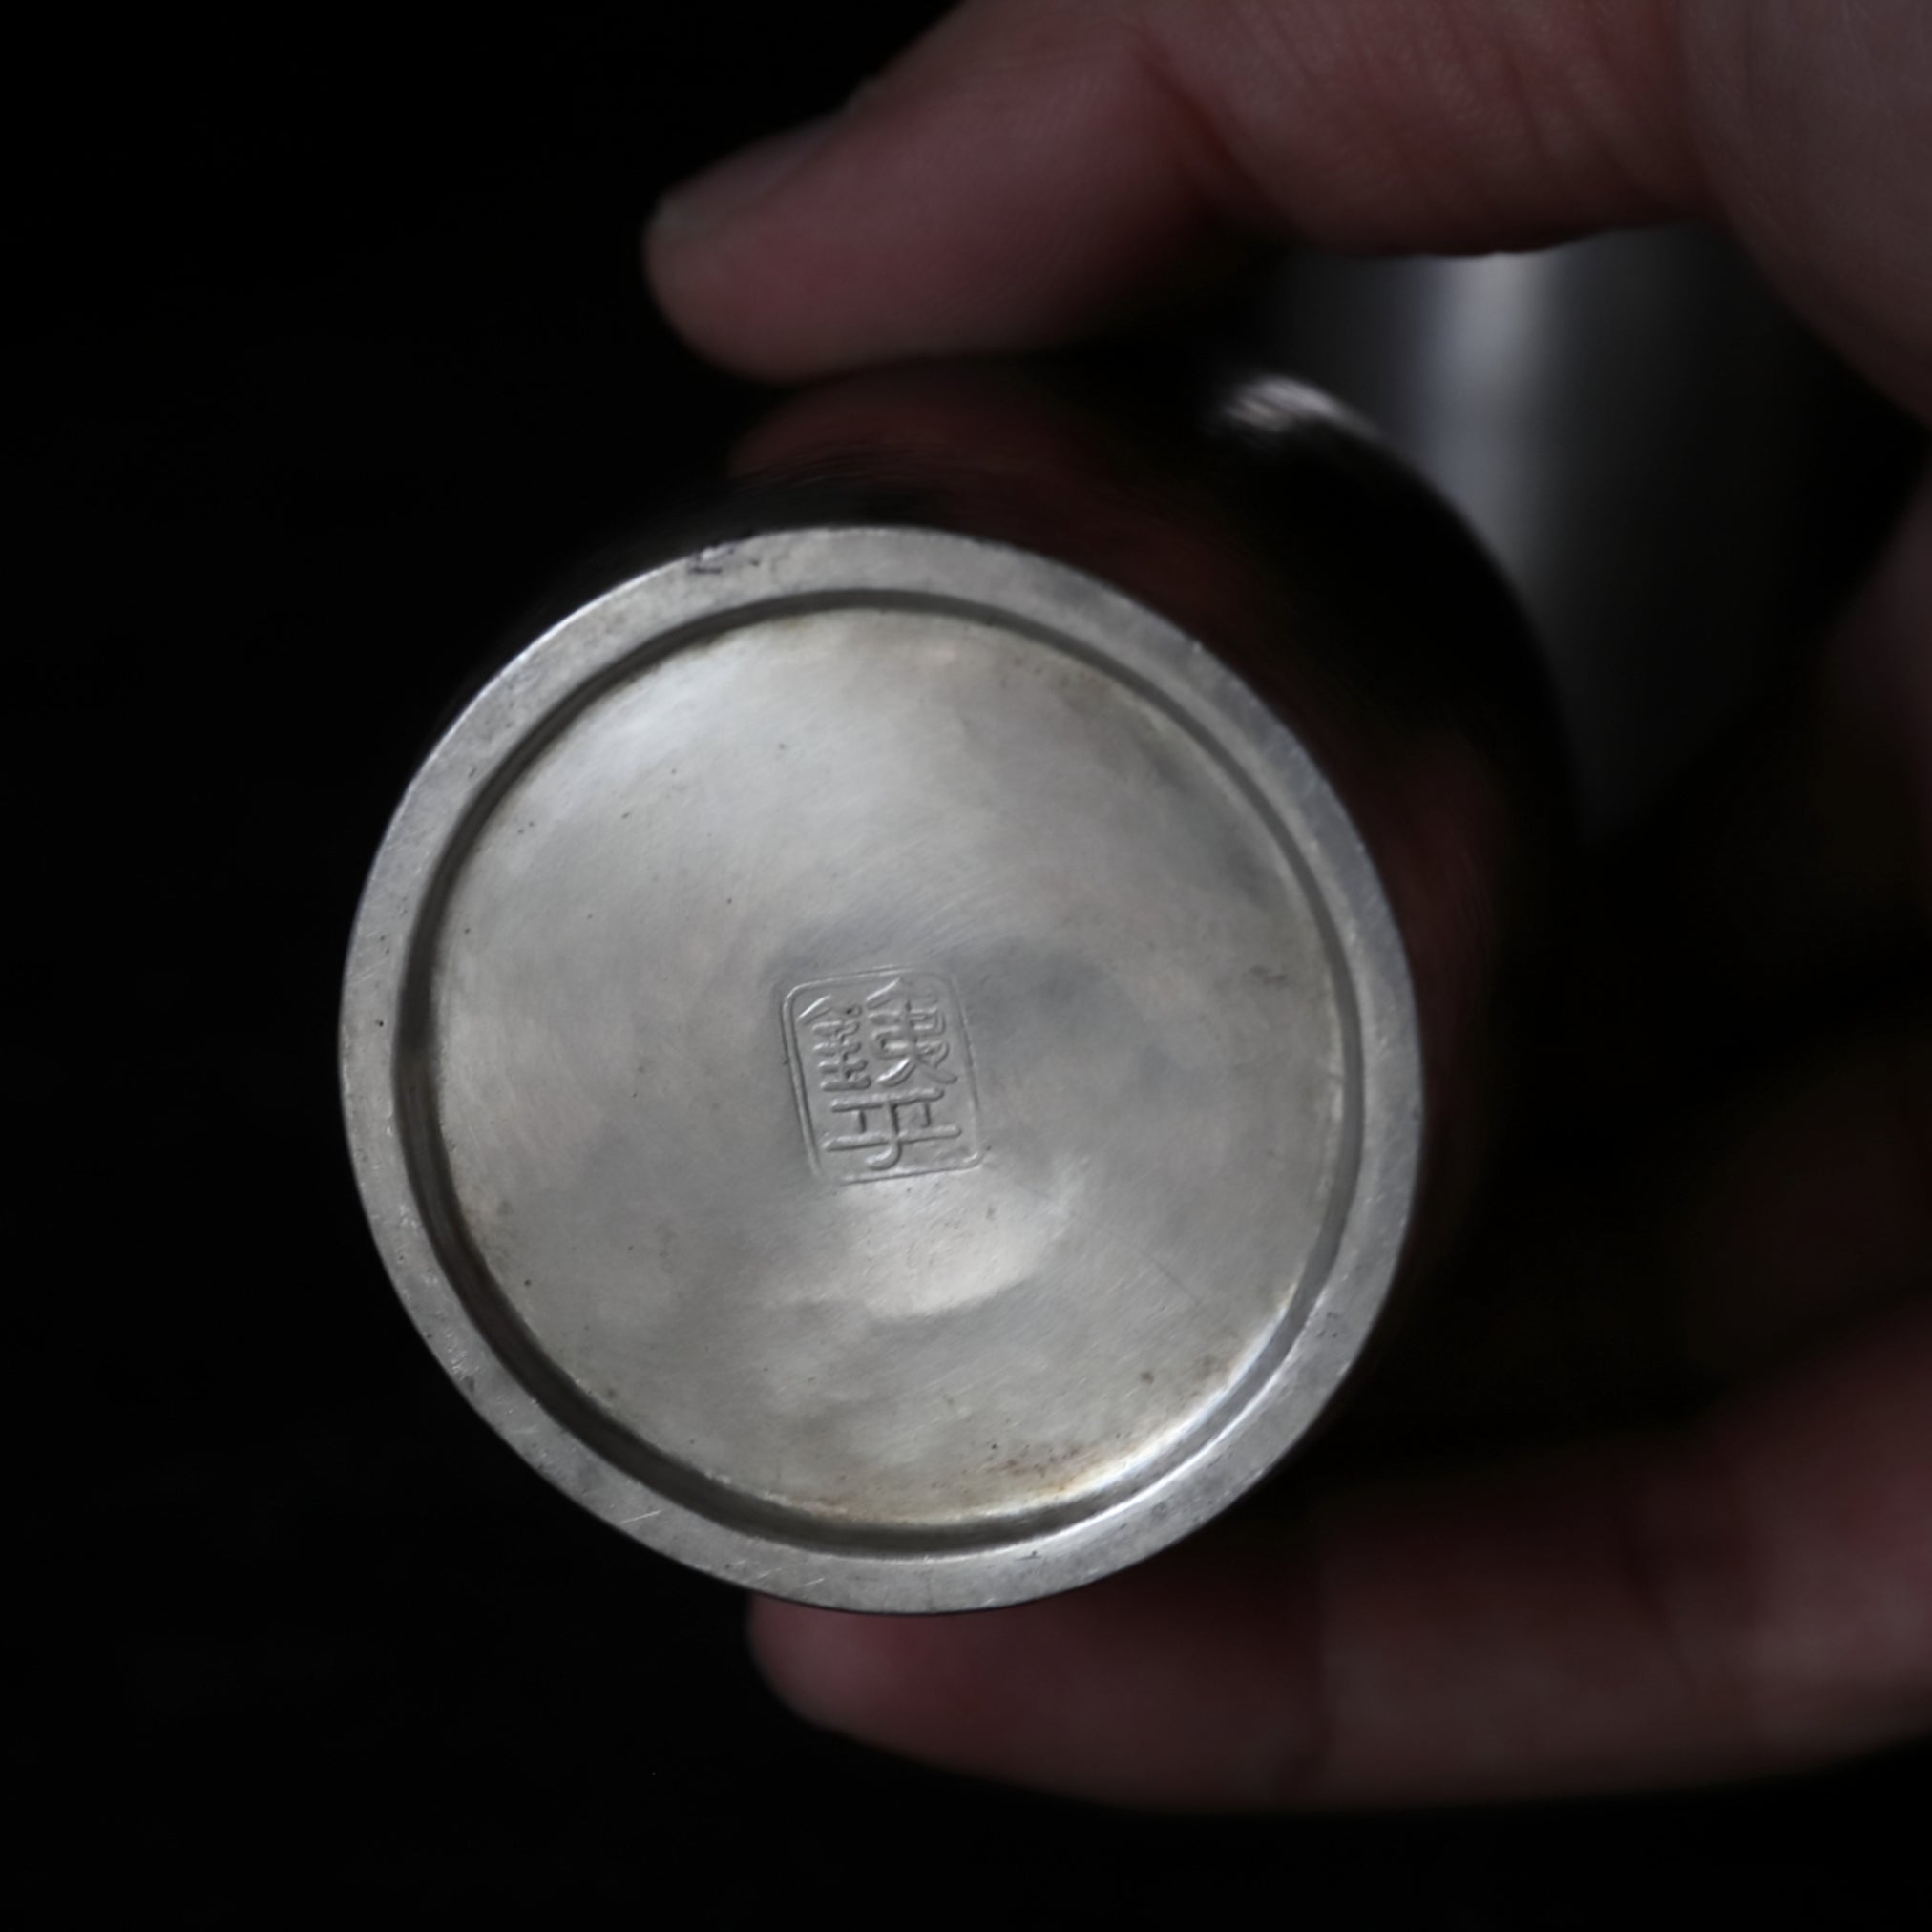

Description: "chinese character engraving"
785 971 982 1183
863 978 957 1090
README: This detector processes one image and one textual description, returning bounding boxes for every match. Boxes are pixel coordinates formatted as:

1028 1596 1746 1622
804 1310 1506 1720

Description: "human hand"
645 0 1932 1808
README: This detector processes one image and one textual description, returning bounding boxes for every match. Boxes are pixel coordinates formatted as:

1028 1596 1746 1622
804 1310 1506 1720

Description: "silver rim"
340 526 1422 1611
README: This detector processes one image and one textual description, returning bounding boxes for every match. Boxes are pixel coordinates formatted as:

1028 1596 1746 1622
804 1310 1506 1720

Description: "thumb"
644 0 1932 416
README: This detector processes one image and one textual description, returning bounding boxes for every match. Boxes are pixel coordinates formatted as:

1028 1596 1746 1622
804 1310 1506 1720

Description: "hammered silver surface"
428 604 1350 1531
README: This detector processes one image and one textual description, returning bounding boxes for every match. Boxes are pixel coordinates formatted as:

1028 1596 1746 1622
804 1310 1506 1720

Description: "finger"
646 0 1932 410
750 1301 1932 1809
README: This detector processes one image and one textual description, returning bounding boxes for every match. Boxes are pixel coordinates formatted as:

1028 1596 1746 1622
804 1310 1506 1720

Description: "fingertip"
642 206 834 386
746 1598 903 1735
652 119 842 250
642 19 1212 382
743 1541 1323 1809
748 1592 1037 1750
643 111 868 383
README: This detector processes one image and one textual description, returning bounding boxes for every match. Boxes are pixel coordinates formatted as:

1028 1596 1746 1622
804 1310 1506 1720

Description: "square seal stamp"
784 969 984 1183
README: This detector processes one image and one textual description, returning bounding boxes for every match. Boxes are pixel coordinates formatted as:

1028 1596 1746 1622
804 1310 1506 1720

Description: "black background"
32 4 1928 1921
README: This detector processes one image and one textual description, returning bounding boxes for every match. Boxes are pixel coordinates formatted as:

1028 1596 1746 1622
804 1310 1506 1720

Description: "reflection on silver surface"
1265 230 1824 830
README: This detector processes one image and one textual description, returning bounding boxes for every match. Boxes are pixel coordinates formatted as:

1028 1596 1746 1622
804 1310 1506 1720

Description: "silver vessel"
341 359 1562 1609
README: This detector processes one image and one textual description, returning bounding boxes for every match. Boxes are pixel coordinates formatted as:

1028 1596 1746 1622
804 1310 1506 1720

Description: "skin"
645 0 1932 1810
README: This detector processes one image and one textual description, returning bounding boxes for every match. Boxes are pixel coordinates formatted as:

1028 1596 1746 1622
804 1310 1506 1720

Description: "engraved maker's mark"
784 970 983 1184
